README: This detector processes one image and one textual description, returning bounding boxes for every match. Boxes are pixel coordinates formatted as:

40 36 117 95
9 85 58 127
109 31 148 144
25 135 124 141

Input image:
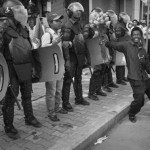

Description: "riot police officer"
0 0 42 140
61 2 90 112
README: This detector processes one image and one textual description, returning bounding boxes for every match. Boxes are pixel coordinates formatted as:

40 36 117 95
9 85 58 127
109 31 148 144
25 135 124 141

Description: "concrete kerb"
48 100 131 150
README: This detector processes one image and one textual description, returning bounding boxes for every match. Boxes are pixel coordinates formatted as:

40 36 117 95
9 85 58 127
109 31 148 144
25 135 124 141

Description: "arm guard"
61 24 72 64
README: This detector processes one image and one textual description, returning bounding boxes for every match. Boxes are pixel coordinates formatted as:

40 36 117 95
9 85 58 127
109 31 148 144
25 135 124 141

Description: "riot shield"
0 53 9 100
85 37 109 67
32 44 64 82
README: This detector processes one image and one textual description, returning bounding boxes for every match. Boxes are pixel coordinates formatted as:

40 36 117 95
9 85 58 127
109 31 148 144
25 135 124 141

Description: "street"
89 101 150 150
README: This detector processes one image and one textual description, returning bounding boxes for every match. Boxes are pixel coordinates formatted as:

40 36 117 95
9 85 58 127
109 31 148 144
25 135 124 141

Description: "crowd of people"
1 0 150 141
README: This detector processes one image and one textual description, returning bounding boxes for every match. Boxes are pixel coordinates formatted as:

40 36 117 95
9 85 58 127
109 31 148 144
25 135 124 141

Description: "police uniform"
0 0 41 140
61 2 90 111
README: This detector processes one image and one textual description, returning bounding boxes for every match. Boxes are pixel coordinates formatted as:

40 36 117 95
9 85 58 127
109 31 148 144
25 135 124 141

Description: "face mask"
11 5 28 26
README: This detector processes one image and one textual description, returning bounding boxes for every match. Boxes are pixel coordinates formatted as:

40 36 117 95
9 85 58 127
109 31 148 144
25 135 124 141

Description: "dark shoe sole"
25 122 42 128
5 132 20 140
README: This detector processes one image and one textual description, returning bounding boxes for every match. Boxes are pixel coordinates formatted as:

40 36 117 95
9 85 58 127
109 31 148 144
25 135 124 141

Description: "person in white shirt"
41 13 67 122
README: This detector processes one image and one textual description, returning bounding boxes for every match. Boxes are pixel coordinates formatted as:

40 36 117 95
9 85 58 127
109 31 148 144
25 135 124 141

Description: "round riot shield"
0 53 9 100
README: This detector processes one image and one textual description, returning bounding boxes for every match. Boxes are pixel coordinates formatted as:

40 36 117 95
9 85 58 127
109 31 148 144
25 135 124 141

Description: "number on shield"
0 65 4 92
53 53 59 74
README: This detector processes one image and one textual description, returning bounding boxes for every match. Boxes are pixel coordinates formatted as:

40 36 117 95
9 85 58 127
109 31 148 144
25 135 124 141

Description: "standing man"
106 27 150 123
61 2 90 112
41 13 67 122
0 0 42 140
114 23 131 85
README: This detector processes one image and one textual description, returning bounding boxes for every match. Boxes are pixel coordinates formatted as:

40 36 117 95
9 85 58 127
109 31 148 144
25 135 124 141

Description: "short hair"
131 27 143 37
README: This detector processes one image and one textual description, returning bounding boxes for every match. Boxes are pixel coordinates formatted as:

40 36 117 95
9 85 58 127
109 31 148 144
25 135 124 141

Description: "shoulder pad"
20 27 29 38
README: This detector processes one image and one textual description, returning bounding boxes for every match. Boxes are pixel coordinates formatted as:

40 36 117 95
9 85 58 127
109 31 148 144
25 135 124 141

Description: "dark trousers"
116 66 125 82
2 64 33 127
102 64 113 87
128 78 150 116
89 66 104 95
62 61 83 104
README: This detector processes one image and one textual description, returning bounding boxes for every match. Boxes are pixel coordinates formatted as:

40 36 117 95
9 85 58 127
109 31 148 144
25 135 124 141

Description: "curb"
74 103 130 150
48 101 131 150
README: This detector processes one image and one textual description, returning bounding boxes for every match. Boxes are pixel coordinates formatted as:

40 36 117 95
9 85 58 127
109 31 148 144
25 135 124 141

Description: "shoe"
5 126 20 140
88 94 99 101
56 108 68 114
109 83 119 88
25 116 42 128
123 77 128 82
117 80 127 85
48 114 60 122
129 116 137 123
63 103 73 112
75 98 90 105
96 90 107 96
103 86 112 92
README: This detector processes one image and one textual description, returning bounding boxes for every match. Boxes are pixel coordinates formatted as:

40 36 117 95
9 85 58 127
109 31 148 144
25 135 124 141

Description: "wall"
92 0 120 15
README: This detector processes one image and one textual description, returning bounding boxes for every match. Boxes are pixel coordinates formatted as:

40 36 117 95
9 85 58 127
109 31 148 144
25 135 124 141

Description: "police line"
0 38 125 100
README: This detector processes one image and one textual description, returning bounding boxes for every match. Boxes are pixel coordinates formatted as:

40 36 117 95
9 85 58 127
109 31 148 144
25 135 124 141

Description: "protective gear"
119 12 130 25
7 26 32 82
67 2 84 20
11 5 28 26
3 1 28 26
67 2 84 13
106 10 118 28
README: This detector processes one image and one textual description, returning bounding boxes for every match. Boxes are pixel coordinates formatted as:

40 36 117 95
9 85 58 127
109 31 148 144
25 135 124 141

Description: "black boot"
96 89 107 96
5 125 20 140
75 98 90 105
103 86 112 92
109 82 119 88
25 116 42 128
88 93 99 100
63 102 73 112
117 80 127 85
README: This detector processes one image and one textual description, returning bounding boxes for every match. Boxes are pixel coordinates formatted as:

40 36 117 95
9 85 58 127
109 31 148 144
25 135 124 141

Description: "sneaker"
109 82 119 88
129 116 137 123
63 103 73 112
75 98 90 105
5 126 20 140
25 116 42 128
48 114 60 122
88 94 99 101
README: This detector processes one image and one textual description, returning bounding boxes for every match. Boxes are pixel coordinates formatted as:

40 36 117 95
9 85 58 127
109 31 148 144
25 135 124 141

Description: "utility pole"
146 0 150 52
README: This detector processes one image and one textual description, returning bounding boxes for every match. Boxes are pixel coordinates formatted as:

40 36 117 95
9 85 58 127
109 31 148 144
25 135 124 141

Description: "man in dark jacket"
0 0 42 140
61 2 90 112
106 27 150 123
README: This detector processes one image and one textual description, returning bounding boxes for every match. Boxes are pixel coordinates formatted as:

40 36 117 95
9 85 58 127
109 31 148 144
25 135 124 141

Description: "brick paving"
0 69 132 150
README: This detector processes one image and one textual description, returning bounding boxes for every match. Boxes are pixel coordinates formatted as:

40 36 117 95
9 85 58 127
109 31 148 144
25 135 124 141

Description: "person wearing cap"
41 13 67 122
61 2 90 112
105 27 150 123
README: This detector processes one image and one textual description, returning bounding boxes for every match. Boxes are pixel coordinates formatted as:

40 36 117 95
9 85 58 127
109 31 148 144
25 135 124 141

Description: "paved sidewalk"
0 69 133 150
